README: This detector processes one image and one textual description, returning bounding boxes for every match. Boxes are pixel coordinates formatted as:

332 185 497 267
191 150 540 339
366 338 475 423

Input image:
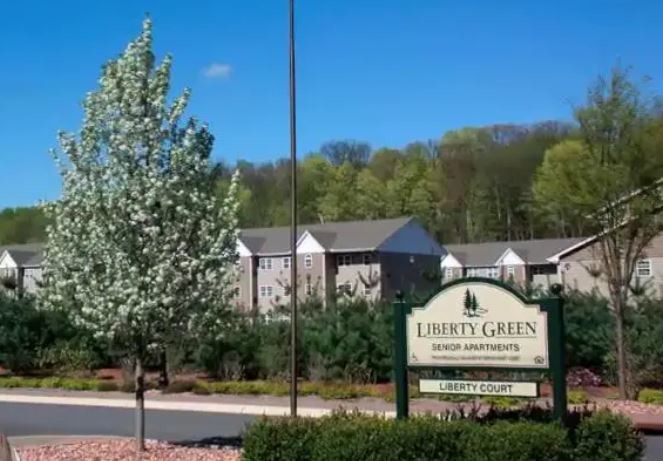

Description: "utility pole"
288 0 298 418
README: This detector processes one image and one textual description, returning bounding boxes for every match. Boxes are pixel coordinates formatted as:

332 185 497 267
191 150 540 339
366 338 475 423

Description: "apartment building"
0 243 44 294
441 238 584 289
551 234 663 297
236 217 443 312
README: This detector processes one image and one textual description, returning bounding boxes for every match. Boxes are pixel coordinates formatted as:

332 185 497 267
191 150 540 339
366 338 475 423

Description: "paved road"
0 402 661 459
0 402 255 445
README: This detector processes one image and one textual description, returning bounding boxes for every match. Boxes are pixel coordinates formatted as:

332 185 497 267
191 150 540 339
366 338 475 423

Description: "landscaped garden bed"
18 439 240 461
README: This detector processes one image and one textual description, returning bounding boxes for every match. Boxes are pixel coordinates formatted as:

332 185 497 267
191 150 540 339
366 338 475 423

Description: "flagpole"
288 0 298 418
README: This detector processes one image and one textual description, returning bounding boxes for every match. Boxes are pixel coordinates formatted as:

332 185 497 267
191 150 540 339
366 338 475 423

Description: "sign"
406 282 549 369
419 379 539 398
392 278 567 421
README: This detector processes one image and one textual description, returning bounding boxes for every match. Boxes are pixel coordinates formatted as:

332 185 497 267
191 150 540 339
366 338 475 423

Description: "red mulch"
18 439 240 461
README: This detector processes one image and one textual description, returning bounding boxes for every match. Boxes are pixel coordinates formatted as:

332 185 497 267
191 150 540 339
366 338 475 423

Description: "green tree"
533 140 595 237
533 66 663 398
321 140 371 167
356 169 388 219
318 162 360 221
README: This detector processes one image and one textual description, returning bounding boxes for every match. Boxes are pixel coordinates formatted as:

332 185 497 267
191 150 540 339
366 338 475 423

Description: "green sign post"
393 278 567 421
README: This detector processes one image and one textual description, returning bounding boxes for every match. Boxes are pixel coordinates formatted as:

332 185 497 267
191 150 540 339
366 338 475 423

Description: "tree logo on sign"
462 289 487 318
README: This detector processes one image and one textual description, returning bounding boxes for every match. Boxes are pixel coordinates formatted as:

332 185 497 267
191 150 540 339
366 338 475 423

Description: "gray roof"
0 243 44 267
239 217 414 255
443 238 585 266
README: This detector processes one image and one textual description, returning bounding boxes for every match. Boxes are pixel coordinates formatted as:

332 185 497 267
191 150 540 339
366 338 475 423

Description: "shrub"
243 412 642 461
192 383 211 395
163 380 197 394
243 416 319 461
568 389 589 405
94 381 119 392
194 298 393 384
566 367 602 387
465 421 570 461
564 291 613 373
573 411 644 461
37 342 102 373
626 299 663 387
0 377 40 388
0 293 109 374
637 388 663 405
481 396 522 409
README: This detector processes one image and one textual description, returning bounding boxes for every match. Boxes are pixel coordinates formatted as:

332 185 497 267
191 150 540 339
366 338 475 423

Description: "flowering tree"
41 19 240 451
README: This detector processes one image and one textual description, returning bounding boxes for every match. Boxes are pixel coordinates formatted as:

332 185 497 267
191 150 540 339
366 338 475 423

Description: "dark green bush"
465 421 569 461
0 293 108 373
194 298 393 383
242 412 643 461
243 416 319 461
626 298 663 387
573 411 644 461
564 291 613 372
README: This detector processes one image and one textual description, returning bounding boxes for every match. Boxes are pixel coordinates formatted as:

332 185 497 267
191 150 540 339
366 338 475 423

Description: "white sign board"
420 379 538 398
407 282 548 368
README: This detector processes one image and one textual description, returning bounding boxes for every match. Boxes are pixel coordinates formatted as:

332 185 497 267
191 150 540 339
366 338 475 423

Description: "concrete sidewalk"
0 388 661 430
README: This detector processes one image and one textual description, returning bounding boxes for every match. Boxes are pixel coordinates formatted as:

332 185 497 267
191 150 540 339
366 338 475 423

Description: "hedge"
243 411 644 461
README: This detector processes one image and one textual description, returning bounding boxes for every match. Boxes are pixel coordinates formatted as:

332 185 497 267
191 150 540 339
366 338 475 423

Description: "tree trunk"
158 348 169 389
615 310 628 399
135 357 145 452
612 292 633 399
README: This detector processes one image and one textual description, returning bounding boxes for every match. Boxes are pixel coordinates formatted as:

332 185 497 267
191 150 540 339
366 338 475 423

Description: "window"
259 286 274 297
363 283 372 296
233 287 241 298
337 254 352 266
305 254 313 269
305 283 313 296
363 253 372 265
337 282 352 295
466 268 477 277
259 258 273 270
488 267 499 279
636 259 652 277
445 268 454 280
531 265 548 275
282 257 291 269
507 266 515 278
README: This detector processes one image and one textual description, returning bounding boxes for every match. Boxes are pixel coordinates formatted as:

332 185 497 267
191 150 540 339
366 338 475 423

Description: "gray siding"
254 253 326 312
560 234 663 298
381 252 440 300
234 256 254 312
22 267 42 294
333 252 381 300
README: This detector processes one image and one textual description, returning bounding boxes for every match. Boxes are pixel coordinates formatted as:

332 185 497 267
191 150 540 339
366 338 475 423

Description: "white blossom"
41 19 240 357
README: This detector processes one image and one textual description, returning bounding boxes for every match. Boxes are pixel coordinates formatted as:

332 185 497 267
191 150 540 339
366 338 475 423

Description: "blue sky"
1 1 662 208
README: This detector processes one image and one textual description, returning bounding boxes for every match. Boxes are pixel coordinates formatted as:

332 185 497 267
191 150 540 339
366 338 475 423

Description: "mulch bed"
18 439 241 461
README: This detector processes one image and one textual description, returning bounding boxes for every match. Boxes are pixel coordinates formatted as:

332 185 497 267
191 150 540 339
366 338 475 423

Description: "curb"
0 393 396 419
